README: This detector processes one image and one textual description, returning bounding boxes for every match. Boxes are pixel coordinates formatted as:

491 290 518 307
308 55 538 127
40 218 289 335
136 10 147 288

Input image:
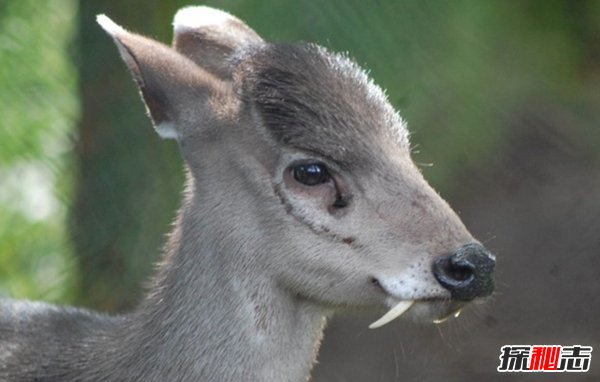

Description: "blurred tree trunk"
72 1 185 311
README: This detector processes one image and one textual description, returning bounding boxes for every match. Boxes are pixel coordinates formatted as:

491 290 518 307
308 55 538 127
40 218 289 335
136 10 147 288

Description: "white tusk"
433 316 450 324
369 300 414 329
433 309 463 324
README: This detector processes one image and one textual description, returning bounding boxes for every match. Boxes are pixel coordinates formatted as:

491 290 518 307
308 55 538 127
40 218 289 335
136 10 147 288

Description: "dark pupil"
293 164 329 186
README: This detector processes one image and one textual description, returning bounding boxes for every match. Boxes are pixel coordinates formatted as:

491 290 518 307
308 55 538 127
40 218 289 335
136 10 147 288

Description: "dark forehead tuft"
244 43 407 169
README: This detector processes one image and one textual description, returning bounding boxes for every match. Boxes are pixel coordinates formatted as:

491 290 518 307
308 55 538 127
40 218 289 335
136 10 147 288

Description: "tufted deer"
0 6 495 382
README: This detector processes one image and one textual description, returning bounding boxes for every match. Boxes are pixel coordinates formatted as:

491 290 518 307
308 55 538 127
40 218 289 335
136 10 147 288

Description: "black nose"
432 243 495 301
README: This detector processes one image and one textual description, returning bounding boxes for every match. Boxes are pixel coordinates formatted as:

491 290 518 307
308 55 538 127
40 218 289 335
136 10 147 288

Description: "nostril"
445 261 474 282
433 243 496 301
433 256 475 286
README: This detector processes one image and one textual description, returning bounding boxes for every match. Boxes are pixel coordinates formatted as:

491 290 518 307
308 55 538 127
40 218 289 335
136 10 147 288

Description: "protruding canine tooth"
433 309 463 324
433 316 450 324
369 300 414 329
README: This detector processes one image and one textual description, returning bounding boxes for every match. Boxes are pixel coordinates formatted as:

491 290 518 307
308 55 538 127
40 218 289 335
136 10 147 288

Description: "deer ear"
172 6 264 80
96 15 225 140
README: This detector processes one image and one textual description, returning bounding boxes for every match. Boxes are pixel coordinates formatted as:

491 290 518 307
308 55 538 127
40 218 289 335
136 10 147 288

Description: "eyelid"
289 153 343 174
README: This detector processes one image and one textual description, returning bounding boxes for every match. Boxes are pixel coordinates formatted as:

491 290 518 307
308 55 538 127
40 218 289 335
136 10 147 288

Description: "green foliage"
0 0 78 302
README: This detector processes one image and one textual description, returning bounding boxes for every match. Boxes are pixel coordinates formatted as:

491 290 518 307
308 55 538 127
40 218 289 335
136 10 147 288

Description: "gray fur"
0 6 493 382
246 43 407 171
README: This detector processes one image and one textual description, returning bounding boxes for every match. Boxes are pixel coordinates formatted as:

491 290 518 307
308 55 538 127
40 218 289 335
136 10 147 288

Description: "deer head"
97 6 495 330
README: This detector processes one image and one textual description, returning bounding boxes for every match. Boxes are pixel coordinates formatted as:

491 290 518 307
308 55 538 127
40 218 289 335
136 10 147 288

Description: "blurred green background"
1 0 599 380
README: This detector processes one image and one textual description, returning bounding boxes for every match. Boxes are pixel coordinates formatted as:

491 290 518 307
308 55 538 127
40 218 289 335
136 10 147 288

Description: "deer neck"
118 185 329 381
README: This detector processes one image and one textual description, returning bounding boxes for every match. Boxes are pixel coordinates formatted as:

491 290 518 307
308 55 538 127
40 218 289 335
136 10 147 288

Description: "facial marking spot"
342 237 356 245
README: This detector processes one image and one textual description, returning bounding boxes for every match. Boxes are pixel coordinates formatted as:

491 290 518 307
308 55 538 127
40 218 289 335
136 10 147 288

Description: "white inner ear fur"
97 15 180 141
96 14 126 36
95 15 134 72
173 6 238 33
155 122 179 140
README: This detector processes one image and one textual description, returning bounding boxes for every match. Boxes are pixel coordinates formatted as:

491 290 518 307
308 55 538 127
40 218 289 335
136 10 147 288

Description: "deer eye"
292 163 331 186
